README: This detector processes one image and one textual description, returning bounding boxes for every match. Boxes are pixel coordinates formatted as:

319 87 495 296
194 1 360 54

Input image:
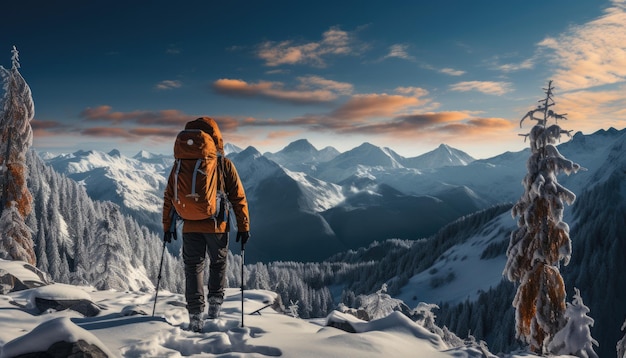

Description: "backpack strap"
188 159 203 200
217 154 230 223
174 159 182 204
217 154 226 194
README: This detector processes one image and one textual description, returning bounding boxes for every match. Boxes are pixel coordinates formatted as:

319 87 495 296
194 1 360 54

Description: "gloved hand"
236 231 250 245
164 231 174 243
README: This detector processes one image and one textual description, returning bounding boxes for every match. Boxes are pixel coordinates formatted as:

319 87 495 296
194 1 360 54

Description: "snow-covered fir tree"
504 81 582 353
547 288 598 357
617 323 626 358
413 302 444 337
88 202 138 291
0 46 35 265
357 283 403 320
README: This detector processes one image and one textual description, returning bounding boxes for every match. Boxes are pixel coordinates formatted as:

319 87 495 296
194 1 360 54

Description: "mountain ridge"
40 128 626 264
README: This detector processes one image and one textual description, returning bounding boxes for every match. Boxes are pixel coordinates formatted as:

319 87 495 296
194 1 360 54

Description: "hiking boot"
207 296 223 319
189 312 204 332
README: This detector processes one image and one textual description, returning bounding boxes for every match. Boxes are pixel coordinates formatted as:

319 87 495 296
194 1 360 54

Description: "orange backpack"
171 129 227 222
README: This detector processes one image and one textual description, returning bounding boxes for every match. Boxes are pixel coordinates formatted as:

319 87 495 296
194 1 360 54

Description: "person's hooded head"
184 117 224 155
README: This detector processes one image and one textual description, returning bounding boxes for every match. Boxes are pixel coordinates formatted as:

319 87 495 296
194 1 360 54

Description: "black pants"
182 232 229 314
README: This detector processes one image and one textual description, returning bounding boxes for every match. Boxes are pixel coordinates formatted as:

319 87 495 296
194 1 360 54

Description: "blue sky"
2 0 625 159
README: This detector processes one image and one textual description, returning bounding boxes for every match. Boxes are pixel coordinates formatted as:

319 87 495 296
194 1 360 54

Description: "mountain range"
40 128 623 264
41 139 485 262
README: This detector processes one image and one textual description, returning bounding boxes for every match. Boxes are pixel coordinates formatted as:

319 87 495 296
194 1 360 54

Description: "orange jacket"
162 117 250 234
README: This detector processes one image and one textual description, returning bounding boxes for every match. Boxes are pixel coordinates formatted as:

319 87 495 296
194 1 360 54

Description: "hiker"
162 116 250 332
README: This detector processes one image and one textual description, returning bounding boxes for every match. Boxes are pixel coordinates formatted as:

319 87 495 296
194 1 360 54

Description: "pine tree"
87 202 134 290
547 288 599 357
358 283 403 320
0 46 35 264
504 81 582 353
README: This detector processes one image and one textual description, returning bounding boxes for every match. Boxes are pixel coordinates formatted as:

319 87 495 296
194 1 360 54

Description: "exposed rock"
13 339 108 358
35 298 101 317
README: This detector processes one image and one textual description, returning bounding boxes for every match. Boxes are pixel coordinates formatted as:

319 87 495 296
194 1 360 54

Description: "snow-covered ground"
0 281 566 358
0 276 540 358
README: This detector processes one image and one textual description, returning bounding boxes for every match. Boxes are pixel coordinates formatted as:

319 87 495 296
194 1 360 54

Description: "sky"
1 0 625 159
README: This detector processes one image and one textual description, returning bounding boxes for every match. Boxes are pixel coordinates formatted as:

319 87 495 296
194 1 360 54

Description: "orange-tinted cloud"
81 127 135 139
266 130 302 140
555 87 626 131
538 1 626 91
450 81 513 95
80 106 196 126
81 127 179 140
331 92 427 120
438 117 516 135
31 119 70 137
336 111 471 136
213 76 352 104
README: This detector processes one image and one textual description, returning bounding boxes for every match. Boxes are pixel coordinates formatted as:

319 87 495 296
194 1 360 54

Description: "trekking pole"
154 209 177 316
240 241 245 327
152 238 167 317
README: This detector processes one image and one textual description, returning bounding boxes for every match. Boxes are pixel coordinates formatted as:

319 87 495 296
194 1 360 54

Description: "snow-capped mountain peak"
281 138 317 154
264 139 339 173
224 143 243 155
133 150 156 160
403 144 475 169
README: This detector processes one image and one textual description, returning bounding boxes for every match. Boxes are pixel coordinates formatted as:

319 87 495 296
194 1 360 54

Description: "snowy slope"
0 261 552 358
397 212 514 306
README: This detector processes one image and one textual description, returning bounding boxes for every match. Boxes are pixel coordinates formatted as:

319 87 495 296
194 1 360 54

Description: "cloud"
232 87 433 134
330 92 426 120
420 64 466 76
438 117 515 135
555 87 626 131
31 119 70 136
155 80 182 90
80 106 196 126
213 76 353 103
495 58 535 73
338 111 469 135
256 26 361 67
317 110 515 139
297 76 354 95
537 0 626 91
383 44 414 61
266 130 302 140
394 86 429 98
236 88 447 136
166 45 181 55
439 68 466 76
80 126 177 141
450 81 513 95
81 127 135 139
